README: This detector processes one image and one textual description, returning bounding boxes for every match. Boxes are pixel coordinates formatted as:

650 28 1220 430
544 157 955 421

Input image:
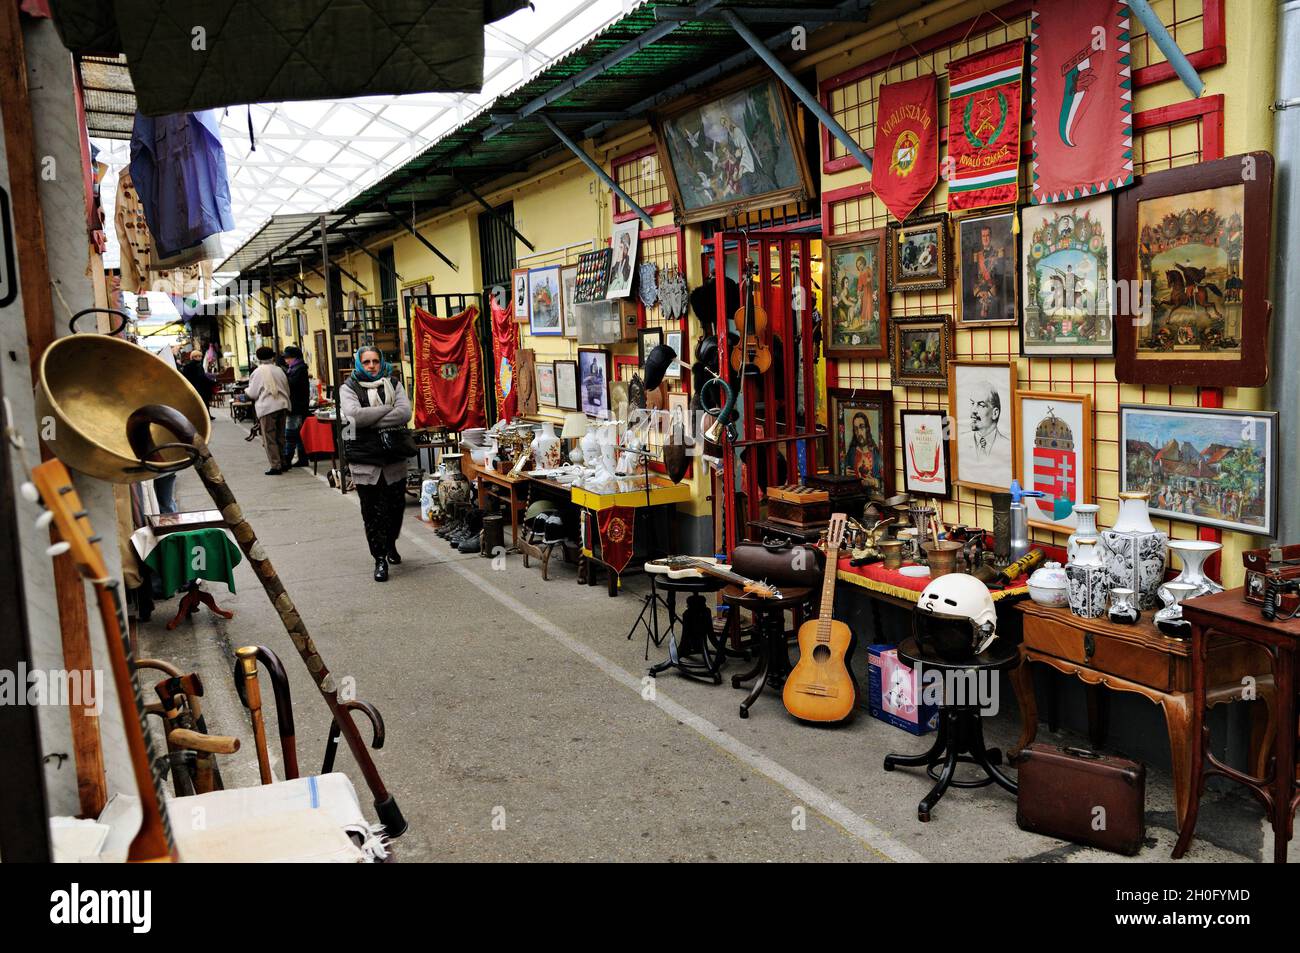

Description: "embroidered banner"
871 74 940 221
946 39 1025 212
597 506 636 574
1030 0 1133 203
490 293 518 421
412 304 485 431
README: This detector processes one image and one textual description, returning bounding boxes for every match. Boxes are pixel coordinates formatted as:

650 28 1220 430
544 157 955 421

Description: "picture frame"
1119 404 1278 536
1020 194 1114 357
536 362 557 406
1115 152 1274 387
956 209 1018 326
637 327 664 367
1012 390 1093 532
314 330 329 382
605 220 640 299
899 409 951 498
554 359 579 411
889 315 952 389
574 248 612 304
560 264 580 338
516 348 538 416
949 359 1017 493
578 348 612 420
333 333 353 358
664 328 685 377
651 76 815 226
824 228 889 359
527 265 563 336
886 213 950 292
511 268 530 323
827 388 894 497
667 390 692 438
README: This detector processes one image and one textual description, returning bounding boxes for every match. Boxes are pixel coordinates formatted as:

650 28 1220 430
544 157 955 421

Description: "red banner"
490 293 518 421
871 74 939 222
946 39 1024 212
598 506 636 574
412 304 486 431
1030 0 1133 203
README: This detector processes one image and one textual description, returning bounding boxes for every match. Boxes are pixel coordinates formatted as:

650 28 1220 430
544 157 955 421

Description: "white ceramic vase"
1067 503 1101 562
1101 492 1168 610
1160 539 1224 601
531 421 562 469
1066 539 1108 619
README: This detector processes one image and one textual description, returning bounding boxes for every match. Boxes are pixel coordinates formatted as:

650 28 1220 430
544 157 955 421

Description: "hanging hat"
642 343 677 391
689 275 740 329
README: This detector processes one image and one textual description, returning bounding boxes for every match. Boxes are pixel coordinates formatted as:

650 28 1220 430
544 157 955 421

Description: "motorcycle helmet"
914 574 998 661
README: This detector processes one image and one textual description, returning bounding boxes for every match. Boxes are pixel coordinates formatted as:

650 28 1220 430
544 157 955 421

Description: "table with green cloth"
143 528 243 599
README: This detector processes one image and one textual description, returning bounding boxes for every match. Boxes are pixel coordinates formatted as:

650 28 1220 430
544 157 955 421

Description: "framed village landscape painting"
1020 195 1114 356
1012 391 1092 532
827 388 893 498
825 229 888 359
1119 405 1278 536
528 266 563 336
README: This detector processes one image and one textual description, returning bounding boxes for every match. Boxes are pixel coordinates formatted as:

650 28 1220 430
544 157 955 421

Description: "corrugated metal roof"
217 211 398 277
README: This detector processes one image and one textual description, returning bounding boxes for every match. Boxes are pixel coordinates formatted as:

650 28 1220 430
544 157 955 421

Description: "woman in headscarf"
339 346 412 582
245 345 291 474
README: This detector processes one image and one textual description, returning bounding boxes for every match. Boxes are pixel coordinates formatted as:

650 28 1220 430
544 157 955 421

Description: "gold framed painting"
889 314 951 389
886 213 950 292
824 228 888 359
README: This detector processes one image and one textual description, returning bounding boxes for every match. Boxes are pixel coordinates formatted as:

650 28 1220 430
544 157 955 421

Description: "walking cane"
232 645 299 780
235 647 274 784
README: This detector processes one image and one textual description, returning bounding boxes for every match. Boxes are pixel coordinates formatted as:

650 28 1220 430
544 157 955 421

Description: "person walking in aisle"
180 349 217 419
340 346 412 582
245 346 290 475
282 345 311 468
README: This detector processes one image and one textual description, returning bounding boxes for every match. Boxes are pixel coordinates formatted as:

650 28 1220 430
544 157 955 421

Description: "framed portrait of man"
949 359 1017 493
957 209 1017 325
827 388 893 498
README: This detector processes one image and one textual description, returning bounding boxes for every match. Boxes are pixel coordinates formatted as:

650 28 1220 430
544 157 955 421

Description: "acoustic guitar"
29 460 177 861
783 513 856 723
645 555 782 599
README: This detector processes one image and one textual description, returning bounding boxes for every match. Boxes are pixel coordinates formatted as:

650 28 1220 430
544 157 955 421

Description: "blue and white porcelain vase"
1066 539 1108 619
1102 492 1167 611
1067 503 1101 562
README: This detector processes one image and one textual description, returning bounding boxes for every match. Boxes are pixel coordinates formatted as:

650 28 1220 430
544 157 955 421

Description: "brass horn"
35 334 211 483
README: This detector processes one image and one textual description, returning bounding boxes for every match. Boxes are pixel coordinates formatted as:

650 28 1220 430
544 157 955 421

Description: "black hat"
642 343 677 391
689 275 740 329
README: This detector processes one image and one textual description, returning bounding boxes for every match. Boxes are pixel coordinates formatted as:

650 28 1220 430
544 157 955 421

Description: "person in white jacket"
245 346 291 474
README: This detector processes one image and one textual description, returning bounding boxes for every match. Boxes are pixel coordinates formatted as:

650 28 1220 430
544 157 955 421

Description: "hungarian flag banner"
1029 0 1133 203
412 304 486 431
871 74 939 221
946 39 1025 211
489 292 519 421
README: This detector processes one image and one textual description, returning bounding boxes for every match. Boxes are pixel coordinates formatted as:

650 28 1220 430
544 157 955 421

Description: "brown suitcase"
1013 743 1146 855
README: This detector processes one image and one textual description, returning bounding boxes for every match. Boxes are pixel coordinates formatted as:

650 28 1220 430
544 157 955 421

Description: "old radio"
1242 543 1300 618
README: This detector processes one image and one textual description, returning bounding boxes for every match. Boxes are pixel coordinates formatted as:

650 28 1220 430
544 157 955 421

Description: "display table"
1013 601 1276 834
1173 589 1299 864
569 476 691 597
837 556 1030 604
474 465 529 551
300 415 337 470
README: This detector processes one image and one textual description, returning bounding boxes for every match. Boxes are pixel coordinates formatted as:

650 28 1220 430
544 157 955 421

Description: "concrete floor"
138 416 1290 863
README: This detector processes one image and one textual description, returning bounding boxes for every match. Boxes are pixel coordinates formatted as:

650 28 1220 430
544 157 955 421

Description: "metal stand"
648 577 726 685
624 448 672 660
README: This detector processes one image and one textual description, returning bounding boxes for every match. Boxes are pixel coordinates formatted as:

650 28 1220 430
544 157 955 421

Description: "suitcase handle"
1063 746 1102 760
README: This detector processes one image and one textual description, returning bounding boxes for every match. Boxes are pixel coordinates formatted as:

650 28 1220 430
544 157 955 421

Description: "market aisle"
138 417 1283 863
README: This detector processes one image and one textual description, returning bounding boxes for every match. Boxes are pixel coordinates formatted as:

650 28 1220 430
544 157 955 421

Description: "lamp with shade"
562 412 589 464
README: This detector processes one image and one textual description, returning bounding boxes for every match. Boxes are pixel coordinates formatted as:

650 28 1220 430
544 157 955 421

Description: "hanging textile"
114 170 153 293
597 506 636 574
946 39 1026 212
411 304 486 431
490 293 519 421
871 74 940 222
1029 1 1134 204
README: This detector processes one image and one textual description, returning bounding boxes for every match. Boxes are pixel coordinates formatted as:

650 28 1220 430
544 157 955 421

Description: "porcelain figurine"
1066 539 1108 619
1027 561 1070 607
1067 503 1101 562
1101 491 1167 610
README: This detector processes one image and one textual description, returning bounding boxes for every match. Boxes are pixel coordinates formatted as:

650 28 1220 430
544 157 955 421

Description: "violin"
730 256 772 377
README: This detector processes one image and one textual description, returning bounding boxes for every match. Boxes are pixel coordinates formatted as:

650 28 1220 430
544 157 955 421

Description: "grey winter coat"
339 375 412 486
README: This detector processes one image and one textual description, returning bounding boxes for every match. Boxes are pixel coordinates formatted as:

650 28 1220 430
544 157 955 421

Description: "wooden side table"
1173 589 1300 864
1012 602 1275 832
473 465 528 552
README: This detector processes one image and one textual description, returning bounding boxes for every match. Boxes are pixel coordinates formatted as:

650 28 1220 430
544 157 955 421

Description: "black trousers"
356 476 406 558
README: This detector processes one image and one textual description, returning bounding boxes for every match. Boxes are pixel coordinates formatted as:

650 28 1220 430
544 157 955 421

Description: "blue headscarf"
352 347 391 382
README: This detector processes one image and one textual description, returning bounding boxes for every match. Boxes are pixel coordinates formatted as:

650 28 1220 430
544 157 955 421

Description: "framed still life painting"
1119 404 1278 536
1115 152 1273 387
652 77 814 225
898 409 951 498
824 229 888 359
1020 195 1114 357
890 315 951 389
1012 391 1092 532
949 359 1016 493
886 213 950 292
956 210 1017 325
827 388 893 498
527 266 563 336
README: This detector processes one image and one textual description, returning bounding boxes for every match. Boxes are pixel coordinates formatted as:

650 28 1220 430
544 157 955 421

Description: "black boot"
457 532 482 554
373 557 389 582
387 547 402 565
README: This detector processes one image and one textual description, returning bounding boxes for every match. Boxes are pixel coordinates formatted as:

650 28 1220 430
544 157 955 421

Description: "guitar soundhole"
812 644 831 663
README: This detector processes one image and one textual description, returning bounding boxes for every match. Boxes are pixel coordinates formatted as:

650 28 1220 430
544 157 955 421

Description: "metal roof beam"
488 110 627 124
538 114 652 227
337 230 403 283
382 208 460 274
653 6 865 23
452 174 536 252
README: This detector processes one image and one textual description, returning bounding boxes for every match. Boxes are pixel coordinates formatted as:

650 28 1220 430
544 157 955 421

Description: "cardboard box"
867 644 938 735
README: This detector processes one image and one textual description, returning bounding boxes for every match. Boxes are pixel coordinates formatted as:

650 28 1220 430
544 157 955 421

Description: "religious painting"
554 359 579 411
889 315 951 389
886 213 950 292
561 264 580 338
949 359 1016 493
1119 405 1278 536
606 220 640 299
536 362 557 406
825 229 888 359
578 348 611 420
828 389 893 498
1013 391 1092 532
1115 153 1274 387
1020 195 1114 356
527 266 562 336
511 268 530 323
899 409 951 498
956 210 1017 325
652 78 815 225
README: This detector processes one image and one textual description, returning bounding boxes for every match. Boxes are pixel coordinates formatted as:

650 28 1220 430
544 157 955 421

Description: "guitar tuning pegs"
20 481 39 503
46 541 71 557
34 510 54 530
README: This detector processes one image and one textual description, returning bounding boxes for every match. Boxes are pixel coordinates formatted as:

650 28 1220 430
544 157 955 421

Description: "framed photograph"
637 327 664 366
886 213 950 292
890 315 952 389
536 363 557 406
664 329 685 377
1013 391 1093 532
899 409 951 498
667 390 692 438
949 359 1017 493
827 388 894 497
314 330 329 381
1115 152 1273 387
825 228 888 359
511 268 530 323
956 210 1017 325
554 359 579 411
578 348 611 420
561 264 580 338
606 220 640 299
652 77 815 226
333 334 353 358
1119 404 1278 536
527 266 563 336
1020 194 1114 356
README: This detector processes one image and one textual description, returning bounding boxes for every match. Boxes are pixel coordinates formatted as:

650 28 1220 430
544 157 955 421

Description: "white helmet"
915 574 998 660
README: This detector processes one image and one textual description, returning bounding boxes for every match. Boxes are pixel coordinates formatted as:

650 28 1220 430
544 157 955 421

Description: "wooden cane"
236 647 274 784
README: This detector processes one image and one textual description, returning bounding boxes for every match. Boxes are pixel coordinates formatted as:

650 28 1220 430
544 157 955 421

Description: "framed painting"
667 390 692 438
664 329 685 378
886 213 950 292
890 315 952 389
516 348 538 416
1012 391 1093 532
1020 194 1114 357
527 266 563 336
1119 404 1278 536
561 264 580 338
314 330 329 382
637 326 663 366
1115 152 1273 387
536 362 557 406
554 359 579 411
578 348 611 420
652 77 815 225
511 268 530 323
827 388 893 497
824 228 888 359
606 220 640 299
949 359 1017 493
956 209 1017 325
899 409 951 498
333 333 353 358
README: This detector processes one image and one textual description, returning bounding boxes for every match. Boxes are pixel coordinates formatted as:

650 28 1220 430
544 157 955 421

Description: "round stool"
722 584 813 719
648 574 728 684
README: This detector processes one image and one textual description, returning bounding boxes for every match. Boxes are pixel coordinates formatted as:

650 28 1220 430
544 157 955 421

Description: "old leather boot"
373 557 389 582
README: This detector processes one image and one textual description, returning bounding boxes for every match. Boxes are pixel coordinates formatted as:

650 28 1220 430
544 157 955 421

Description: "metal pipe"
539 114 654 226
655 5 865 22
382 208 459 272
338 229 403 282
721 9 873 173
1128 0 1204 97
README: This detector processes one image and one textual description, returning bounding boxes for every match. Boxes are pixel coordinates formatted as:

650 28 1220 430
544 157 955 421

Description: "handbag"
346 426 416 465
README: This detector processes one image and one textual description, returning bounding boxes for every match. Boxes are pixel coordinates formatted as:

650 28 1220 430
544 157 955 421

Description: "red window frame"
611 145 673 223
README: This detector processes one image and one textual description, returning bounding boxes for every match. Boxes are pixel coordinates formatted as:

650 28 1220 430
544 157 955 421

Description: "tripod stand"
622 446 672 660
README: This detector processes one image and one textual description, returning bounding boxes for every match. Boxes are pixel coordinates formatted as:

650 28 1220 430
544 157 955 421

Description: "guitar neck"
681 558 766 591
817 544 840 628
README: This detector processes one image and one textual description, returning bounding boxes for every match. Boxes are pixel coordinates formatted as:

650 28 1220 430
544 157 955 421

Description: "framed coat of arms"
1012 390 1092 532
